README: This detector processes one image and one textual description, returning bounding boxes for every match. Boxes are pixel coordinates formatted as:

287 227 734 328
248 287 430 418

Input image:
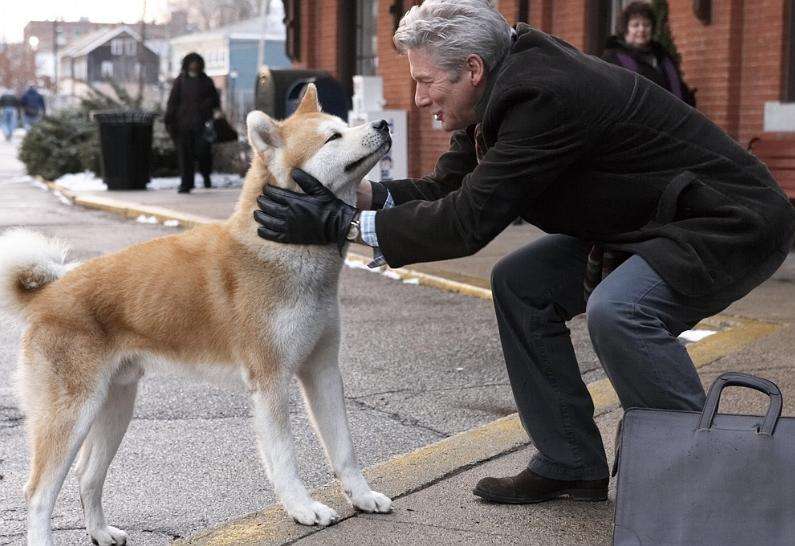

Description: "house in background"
169 6 291 126
24 13 191 92
57 26 160 105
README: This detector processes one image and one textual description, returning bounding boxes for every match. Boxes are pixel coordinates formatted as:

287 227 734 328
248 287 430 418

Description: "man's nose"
415 86 431 108
372 120 389 133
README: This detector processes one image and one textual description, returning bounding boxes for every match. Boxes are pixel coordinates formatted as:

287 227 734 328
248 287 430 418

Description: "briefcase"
612 372 795 545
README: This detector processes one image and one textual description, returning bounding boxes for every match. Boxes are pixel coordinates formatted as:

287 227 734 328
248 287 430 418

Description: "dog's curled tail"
0 229 73 321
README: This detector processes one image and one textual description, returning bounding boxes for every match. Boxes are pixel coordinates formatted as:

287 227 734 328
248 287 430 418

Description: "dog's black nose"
373 120 389 133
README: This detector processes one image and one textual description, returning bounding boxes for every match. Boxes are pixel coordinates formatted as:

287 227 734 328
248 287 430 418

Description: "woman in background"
603 1 696 107
164 52 220 194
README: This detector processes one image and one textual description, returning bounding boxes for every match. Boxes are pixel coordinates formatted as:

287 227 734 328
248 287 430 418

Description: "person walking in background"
603 1 696 107
0 89 20 141
164 52 220 194
19 85 46 130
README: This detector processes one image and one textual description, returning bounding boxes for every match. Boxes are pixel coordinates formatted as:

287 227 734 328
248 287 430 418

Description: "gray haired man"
255 0 795 504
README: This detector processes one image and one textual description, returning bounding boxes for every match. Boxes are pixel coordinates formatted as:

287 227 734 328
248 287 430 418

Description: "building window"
101 61 113 79
125 39 137 56
284 0 301 62
110 39 123 56
587 0 629 55
517 0 530 23
356 0 378 75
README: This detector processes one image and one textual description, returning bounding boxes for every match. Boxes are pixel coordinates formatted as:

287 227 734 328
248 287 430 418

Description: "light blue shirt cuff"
359 190 394 268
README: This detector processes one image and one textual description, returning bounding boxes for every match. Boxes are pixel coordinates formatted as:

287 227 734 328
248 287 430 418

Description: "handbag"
613 372 795 545
202 116 238 144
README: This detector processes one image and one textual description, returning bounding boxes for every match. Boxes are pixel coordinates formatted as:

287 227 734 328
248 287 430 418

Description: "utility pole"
52 20 58 94
137 0 148 107
257 0 272 70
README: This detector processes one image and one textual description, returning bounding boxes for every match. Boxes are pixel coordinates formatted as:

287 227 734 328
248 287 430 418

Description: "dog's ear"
246 110 283 154
294 83 321 115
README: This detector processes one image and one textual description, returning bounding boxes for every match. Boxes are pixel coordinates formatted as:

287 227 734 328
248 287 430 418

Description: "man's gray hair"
393 0 512 80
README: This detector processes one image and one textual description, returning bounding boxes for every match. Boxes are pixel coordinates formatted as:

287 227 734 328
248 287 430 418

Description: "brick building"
283 0 795 179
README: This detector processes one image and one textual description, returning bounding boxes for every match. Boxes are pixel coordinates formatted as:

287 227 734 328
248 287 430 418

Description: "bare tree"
0 43 37 92
168 0 259 30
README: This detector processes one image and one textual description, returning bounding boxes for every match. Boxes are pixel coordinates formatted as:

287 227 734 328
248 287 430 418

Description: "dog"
0 84 393 546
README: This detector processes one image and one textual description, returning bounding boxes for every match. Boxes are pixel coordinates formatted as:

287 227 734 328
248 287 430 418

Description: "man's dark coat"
375 24 795 297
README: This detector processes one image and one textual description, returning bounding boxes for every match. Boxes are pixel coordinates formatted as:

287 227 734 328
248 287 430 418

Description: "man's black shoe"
177 187 192 194
473 468 608 504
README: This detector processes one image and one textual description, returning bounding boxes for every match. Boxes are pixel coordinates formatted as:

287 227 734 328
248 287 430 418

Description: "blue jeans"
2 107 17 140
491 234 789 481
23 112 42 130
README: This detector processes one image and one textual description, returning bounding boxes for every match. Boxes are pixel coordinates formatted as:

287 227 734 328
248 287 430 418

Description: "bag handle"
697 372 782 436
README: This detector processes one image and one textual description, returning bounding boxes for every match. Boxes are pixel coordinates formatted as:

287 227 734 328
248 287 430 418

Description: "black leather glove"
254 168 358 254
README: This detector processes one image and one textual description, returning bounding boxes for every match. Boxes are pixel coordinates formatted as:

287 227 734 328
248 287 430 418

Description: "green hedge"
18 84 179 181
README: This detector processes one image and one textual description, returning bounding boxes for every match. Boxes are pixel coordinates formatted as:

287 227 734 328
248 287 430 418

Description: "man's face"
625 16 653 48
408 48 484 132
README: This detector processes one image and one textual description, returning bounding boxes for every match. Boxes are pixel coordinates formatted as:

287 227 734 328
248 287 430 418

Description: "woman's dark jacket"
164 54 220 138
603 36 696 107
375 24 795 297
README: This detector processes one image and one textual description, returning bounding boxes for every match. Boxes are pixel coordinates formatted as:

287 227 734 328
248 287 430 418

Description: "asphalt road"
0 158 602 544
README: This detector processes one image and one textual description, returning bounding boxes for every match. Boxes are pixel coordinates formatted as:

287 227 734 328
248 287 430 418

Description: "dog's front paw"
89 525 128 545
288 501 339 527
351 490 392 513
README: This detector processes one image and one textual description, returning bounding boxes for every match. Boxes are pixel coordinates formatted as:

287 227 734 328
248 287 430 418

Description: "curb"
39 182 785 544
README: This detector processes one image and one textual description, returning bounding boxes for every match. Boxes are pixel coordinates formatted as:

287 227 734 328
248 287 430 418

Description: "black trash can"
94 111 157 190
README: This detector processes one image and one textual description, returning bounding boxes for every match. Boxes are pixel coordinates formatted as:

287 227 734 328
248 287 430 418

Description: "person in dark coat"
19 86 46 129
164 52 220 193
253 0 795 504
603 1 696 107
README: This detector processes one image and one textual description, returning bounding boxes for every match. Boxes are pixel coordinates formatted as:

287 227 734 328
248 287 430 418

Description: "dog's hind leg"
74 360 142 546
19 354 109 546
296 326 392 514
248 374 339 527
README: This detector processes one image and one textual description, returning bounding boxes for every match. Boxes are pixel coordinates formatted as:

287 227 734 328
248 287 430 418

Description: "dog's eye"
325 132 342 143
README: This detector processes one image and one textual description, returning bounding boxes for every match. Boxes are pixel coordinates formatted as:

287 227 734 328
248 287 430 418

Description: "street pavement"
2 133 795 545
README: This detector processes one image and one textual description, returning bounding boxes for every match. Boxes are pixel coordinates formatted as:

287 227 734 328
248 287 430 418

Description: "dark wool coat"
602 36 696 107
164 53 220 136
375 24 795 297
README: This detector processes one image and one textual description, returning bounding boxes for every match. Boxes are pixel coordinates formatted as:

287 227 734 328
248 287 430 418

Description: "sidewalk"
32 178 795 544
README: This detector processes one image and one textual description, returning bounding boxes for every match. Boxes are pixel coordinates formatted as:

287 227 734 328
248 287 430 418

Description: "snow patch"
136 215 159 224
678 329 717 343
163 219 180 227
55 171 107 192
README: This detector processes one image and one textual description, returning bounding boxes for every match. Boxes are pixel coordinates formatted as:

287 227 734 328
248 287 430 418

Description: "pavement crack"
349 399 449 438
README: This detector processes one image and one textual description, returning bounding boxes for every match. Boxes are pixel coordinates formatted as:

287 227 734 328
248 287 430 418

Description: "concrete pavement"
6 144 795 544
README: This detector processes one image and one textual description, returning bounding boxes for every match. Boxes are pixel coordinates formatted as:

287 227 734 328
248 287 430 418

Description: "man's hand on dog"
254 168 358 254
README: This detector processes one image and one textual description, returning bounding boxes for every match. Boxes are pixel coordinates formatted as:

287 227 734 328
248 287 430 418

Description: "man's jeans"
491 234 789 481
23 112 42 130
2 107 17 141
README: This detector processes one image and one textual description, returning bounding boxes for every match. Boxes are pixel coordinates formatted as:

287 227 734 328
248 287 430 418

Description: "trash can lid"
92 110 157 124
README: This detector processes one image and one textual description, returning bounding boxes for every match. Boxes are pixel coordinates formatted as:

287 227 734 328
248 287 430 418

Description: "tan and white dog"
0 84 393 546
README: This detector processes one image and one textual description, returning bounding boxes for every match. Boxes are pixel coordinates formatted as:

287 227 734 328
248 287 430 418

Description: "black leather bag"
613 372 795 545
203 117 238 144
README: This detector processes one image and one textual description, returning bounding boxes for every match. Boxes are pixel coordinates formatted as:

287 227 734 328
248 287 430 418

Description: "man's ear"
246 110 283 154
294 83 321 115
466 54 486 87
